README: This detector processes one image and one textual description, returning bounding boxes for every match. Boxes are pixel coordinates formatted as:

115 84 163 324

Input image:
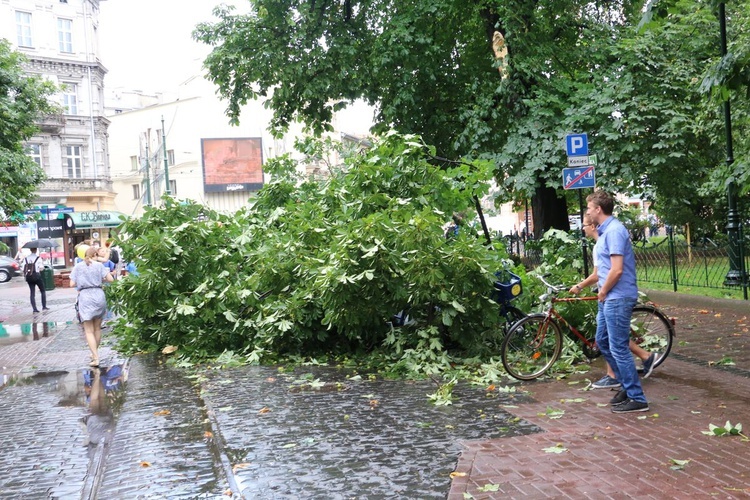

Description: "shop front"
62 211 127 267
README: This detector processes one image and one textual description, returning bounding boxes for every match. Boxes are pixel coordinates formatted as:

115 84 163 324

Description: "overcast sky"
98 0 374 134
98 0 244 91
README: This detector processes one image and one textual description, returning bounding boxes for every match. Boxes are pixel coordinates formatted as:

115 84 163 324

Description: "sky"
98 0 374 135
98 0 245 92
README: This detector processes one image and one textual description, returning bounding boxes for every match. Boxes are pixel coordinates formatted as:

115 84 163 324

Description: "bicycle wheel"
630 304 674 369
500 305 526 336
501 313 563 381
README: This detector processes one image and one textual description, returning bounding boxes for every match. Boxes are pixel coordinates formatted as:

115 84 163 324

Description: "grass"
639 280 749 301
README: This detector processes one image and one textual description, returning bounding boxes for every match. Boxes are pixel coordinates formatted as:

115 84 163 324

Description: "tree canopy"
195 0 750 235
0 40 59 219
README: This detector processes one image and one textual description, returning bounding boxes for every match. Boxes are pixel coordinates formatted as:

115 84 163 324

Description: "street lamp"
161 116 171 197
718 2 746 289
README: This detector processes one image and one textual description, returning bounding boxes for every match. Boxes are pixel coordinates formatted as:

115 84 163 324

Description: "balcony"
41 178 113 193
38 114 66 134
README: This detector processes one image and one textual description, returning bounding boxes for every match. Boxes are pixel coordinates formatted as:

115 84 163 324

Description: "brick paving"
449 289 750 499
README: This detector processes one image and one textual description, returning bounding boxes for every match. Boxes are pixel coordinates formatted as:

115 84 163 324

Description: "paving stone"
203 365 540 499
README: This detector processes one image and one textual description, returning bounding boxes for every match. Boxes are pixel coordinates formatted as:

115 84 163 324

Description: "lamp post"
719 2 745 289
161 116 172 196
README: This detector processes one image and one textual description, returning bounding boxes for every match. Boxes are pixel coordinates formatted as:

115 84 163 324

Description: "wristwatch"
574 284 582 291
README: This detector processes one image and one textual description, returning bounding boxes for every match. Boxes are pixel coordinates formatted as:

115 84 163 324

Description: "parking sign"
566 133 588 157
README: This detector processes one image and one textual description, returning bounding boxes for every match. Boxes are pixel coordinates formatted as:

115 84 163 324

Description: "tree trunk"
531 184 570 239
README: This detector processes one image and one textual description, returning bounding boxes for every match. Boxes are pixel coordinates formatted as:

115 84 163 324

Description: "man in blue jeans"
586 190 648 413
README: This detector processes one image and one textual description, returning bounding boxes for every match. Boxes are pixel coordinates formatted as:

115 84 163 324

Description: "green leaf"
175 304 197 316
542 444 568 454
477 483 500 492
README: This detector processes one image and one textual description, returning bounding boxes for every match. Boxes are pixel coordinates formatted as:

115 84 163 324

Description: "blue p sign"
566 133 588 157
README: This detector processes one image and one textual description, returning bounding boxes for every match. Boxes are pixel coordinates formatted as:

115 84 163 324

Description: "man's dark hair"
587 190 615 215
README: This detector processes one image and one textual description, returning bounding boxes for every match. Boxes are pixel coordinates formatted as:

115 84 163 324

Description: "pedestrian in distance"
582 190 648 413
569 214 660 389
24 247 48 313
70 246 114 367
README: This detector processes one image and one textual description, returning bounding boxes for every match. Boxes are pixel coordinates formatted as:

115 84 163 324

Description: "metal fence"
507 229 750 300
633 229 749 299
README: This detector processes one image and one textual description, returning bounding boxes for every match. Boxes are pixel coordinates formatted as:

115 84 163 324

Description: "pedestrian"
70 246 114 367
570 214 659 389
14 248 26 264
579 190 648 413
24 248 48 313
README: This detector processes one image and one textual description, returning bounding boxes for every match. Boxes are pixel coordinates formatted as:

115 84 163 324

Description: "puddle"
0 321 71 346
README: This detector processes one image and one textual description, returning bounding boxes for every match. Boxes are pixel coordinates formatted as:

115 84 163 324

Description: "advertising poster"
201 138 264 193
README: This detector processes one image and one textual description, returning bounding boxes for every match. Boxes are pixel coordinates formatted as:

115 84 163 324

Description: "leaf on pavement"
140 461 151 467
153 409 171 417
161 345 178 354
449 471 467 478
542 444 568 453
477 483 500 492
258 406 271 414
669 458 690 470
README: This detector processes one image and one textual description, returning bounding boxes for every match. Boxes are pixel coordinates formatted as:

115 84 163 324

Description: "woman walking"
70 246 114 367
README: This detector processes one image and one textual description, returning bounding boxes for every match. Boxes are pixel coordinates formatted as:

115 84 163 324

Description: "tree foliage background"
111 133 528 373
0 40 59 219
194 0 750 237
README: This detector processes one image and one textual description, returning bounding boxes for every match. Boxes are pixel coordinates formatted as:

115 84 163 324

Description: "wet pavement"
1 277 750 499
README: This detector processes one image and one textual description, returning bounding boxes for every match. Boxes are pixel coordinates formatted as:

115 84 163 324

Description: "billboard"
201 138 264 193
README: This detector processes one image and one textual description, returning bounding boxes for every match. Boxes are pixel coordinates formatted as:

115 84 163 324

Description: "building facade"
2 0 120 267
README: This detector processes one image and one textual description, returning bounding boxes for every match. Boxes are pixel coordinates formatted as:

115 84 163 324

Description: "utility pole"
143 144 152 207
161 116 171 196
719 2 745 291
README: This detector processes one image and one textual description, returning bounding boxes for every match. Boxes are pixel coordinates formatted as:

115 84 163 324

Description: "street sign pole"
565 133 594 280
579 191 589 277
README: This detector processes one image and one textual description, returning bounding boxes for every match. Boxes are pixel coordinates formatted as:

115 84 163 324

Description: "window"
132 184 141 200
130 155 139 171
167 149 175 166
169 180 177 196
63 145 82 178
16 11 33 47
58 18 73 53
61 83 78 114
28 144 42 167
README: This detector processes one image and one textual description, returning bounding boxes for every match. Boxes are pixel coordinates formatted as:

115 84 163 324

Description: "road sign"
563 166 596 190
567 156 588 167
567 155 597 167
566 133 588 156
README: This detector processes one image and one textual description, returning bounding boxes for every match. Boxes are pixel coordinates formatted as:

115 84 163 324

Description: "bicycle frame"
542 295 599 351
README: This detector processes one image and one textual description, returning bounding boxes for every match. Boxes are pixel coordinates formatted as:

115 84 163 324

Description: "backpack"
109 248 120 264
24 256 40 282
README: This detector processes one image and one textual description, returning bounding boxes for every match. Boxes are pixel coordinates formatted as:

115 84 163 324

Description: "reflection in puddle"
81 364 128 449
0 321 70 346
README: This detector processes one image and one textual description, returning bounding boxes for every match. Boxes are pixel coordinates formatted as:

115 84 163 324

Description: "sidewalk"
449 289 750 499
1 279 749 499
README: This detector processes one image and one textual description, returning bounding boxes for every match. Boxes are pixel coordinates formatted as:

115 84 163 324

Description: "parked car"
0 256 21 283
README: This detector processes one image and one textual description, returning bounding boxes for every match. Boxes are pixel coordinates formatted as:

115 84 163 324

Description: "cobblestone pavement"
2 277 750 499
203 366 539 499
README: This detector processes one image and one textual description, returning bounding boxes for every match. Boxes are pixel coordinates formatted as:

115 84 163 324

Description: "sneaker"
641 353 660 379
611 399 649 413
592 375 621 390
610 389 628 406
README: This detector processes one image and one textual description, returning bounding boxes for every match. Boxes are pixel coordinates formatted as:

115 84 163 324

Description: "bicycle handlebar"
536 274 568 295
